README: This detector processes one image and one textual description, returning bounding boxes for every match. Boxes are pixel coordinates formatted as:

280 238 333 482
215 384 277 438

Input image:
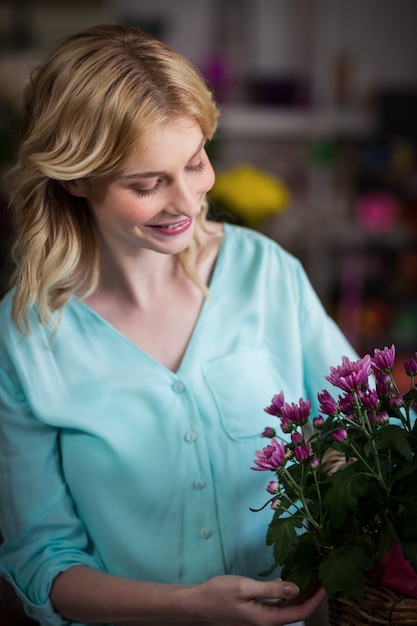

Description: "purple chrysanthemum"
318 389 338 416
252 438 286 471
264 392 285 416
294 443 312 462
266 480 280 494
371 345 395 375
262 427 276 439
312 415 325 429
326 355 372 392
359 389 379 410
332 428 347 442
291 430 303 445
404 355 417 377
375 373 392 397
281 398 311 426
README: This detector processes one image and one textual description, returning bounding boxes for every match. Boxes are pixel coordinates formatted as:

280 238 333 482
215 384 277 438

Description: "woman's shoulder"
220 222 301 269
0 289 49 355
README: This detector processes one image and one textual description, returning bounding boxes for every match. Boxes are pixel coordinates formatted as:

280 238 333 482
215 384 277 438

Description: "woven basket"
328 576 417 625
322 449 417 625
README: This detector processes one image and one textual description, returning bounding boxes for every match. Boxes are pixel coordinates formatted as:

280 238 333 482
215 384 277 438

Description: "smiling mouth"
147 217 193 236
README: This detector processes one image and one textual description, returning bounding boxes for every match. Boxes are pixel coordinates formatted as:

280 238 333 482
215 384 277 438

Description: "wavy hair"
5 24 220 333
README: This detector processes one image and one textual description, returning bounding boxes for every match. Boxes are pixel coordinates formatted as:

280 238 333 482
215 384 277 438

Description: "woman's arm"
51 565 326 625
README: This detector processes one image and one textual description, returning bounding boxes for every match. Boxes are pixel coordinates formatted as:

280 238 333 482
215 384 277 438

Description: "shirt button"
172 381 185 393
193 479 206 489
184 431 197 443
200 528 211 539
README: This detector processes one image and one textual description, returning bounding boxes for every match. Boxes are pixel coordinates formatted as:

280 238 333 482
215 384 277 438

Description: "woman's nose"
169 178 200 216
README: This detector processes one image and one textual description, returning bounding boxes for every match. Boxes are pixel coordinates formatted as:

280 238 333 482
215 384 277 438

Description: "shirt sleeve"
0 363 106 626
293 258 360 412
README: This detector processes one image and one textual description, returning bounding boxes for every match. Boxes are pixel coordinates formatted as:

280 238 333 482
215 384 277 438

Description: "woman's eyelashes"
134 159 207 198
188 159 206 173
135 181 163 198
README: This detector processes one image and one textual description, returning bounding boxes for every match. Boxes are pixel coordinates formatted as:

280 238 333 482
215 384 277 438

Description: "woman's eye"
188 159 206 173
134 180 162 197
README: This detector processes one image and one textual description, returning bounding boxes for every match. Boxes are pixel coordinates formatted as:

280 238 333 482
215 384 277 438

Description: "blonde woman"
0 24 355 626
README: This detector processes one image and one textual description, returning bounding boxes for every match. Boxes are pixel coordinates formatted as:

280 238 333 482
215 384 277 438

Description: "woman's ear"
60 179 88 198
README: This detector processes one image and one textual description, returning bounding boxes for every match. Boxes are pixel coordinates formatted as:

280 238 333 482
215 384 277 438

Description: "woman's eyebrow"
118 138 205 181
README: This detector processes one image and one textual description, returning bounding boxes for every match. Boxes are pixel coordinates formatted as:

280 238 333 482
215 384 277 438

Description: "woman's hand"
50 566 326 625
191 575 327 626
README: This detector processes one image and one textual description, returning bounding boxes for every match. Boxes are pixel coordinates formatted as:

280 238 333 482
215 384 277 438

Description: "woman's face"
69 117 215 258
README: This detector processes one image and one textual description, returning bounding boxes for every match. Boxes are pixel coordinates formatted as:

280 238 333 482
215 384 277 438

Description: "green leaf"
258 561 280 578
391 457 417 484
404 388 417 406
324 467 367 528
266 516 303 566
319 546 371 598
377 425 414 460
281 533 321 591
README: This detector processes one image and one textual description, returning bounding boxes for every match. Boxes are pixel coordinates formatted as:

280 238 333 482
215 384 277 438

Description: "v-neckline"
70 224 228 375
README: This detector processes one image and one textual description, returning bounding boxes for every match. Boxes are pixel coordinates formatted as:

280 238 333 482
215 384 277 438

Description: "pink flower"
404 355 417 377
281 398 311 426
264 392 285 416
359 389 379 410
266 480 280 494
310 455 319 468
262 427 276 439
389 394 403 409
252 438 286 471
371 345 395 375
312 415 325 429
291 431 303 445
368 411 389 426
318 389 338 416
326 355 372 392
332 428 347 442
338 393 355 415
280 416 294 434
271 498 282 510
375 374 391 397
294 443 312 462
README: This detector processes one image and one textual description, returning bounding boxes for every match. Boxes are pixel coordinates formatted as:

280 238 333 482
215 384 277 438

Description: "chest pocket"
202 348 283 440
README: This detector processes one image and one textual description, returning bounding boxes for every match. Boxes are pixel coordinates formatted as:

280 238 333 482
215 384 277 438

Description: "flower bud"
294 443 312 462
266 480 280 494
313 415 325 430
404 356 417 377
271 497 282 510
291 431 303 444
262 427 276 439
331 428 347 442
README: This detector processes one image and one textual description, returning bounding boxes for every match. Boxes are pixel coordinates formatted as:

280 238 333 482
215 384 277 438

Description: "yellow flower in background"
209 165 290 229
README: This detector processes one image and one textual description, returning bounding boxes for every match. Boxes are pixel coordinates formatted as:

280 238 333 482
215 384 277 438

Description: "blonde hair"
5 24 220 333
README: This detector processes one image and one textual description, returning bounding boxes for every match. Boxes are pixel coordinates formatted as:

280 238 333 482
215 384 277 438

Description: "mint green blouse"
0 224 357 625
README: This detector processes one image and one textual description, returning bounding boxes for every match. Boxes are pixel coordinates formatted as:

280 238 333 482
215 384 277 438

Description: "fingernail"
284 584 299 596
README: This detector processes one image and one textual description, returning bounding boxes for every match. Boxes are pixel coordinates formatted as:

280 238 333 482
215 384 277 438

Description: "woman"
0 24 355 626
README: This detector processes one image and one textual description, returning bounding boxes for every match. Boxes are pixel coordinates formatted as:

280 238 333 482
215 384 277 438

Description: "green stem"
347 441 387 494
281 466 322 533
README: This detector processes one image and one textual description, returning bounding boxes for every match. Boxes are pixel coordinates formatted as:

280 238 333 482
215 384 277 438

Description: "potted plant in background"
252 345 417 625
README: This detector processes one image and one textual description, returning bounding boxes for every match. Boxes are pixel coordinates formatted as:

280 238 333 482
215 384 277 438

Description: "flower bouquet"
252 345 417 624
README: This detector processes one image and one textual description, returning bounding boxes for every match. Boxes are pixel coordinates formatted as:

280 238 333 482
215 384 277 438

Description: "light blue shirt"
0 224 357 625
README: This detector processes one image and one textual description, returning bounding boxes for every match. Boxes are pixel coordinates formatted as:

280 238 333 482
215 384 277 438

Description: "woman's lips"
147 217 193 236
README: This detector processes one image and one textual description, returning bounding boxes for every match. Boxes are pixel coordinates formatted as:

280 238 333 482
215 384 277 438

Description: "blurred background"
1 0 417 367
